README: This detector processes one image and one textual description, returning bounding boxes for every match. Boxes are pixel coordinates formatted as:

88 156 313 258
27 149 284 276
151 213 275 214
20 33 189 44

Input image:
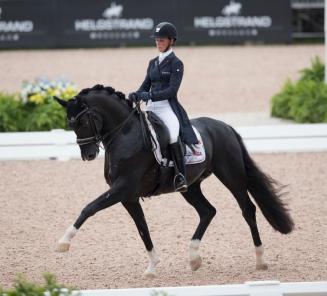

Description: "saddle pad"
145 113 206 167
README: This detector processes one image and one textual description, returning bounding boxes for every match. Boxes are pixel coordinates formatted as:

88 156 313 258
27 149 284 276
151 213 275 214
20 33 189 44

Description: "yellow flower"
48 88 60 97
29 93 44 104
62 86 77 99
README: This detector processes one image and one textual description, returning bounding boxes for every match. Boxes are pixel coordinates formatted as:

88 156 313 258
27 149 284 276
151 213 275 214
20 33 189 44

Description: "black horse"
54 85 294 278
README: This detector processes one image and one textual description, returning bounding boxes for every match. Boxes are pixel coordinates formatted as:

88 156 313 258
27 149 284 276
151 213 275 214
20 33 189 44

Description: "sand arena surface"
0 45 326 289
0 153 326 289
0 44 324 115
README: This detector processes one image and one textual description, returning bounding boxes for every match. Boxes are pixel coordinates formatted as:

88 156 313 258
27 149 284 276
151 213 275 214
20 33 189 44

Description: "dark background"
0 0 295 49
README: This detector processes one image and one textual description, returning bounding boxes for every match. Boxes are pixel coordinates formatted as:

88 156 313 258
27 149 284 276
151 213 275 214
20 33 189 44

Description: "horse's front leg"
122 201 160 278
56 185 129 252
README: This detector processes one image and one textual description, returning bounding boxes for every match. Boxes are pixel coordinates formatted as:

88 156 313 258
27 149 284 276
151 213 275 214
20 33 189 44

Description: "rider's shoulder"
149 57 158 64
171 54 183 68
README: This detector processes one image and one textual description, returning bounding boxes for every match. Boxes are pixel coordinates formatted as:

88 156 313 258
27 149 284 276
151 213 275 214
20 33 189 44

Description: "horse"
54 84 294 278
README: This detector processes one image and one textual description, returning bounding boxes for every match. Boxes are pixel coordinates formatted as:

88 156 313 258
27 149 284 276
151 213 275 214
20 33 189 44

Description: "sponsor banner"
57 0 177 47
0 0 292 48
0 0 57 48
179 0 292 43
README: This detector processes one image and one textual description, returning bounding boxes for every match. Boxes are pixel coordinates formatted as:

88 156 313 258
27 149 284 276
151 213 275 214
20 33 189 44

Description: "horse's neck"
100 98 134 132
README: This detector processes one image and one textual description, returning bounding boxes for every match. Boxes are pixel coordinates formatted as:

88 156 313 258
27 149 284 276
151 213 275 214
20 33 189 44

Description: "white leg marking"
56 225 77 252
255 245 268 270
190 239 202 271
144 249 160 278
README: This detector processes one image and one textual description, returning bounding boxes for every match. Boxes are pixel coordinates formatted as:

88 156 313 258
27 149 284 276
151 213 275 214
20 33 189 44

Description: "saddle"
145 111 205 167
146 111 174 161
142 111 205 196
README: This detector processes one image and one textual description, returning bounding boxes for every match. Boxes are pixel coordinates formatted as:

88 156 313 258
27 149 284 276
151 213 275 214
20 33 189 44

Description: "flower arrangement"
21 78 78 105
0 77 78 132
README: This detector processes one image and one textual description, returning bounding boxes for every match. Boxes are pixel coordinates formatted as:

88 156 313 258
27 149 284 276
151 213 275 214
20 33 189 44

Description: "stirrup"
174 173 188 192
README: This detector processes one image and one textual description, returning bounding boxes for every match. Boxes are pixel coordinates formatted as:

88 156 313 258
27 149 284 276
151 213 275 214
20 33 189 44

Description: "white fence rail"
0 124 327 160
77 281 327 296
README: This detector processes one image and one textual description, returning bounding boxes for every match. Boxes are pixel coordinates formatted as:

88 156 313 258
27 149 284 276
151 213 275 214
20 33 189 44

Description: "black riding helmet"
150 22 178 41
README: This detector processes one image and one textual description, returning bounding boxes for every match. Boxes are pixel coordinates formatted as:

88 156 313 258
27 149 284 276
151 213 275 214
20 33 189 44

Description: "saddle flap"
145 111 206 167
146 111 170 158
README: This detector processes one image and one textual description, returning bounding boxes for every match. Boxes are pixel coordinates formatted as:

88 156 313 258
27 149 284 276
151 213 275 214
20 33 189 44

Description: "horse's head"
54 95 102 161
55 85 134 161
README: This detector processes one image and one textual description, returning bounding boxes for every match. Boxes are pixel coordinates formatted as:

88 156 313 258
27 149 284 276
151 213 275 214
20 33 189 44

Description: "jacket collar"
157 52 175 68
159 48 173 63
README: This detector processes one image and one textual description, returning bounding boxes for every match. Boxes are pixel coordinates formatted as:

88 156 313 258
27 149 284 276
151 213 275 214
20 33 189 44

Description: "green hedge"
0 93 67 132
0 79 77 132
271 57 327 123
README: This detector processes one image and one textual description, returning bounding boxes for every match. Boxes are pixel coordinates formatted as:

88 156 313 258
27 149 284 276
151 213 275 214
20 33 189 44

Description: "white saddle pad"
145 113 206 167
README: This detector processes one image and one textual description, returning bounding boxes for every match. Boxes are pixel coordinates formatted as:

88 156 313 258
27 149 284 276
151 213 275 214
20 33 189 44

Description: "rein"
73 102 151 150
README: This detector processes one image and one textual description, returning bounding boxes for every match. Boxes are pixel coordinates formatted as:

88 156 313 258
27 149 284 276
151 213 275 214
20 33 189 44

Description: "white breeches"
145 99 180 144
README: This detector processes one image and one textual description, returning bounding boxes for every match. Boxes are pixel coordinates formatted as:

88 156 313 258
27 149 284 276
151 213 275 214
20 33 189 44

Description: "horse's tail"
232 128 294 234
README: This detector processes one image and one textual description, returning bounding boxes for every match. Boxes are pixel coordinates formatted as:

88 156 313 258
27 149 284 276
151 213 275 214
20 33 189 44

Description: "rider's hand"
128 92 140 103
139 92 152 102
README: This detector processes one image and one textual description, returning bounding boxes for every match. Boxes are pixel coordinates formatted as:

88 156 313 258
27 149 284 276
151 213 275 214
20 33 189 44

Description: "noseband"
69 105 138 148
68 107 102 146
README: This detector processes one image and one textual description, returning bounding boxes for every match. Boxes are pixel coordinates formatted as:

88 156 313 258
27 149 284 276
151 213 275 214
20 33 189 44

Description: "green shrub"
0 273 74 296
299 56 324 82
271 56 327 123
0 93 24 132
23 99 67 131
0 78 76 132
0 93 68 132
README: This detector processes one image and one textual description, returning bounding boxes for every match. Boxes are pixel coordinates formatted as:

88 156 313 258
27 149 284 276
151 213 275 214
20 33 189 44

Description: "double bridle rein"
69 104 139 149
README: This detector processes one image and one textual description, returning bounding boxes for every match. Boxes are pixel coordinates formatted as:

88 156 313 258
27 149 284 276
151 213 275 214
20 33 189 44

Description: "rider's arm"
151 60 184 101
137 62 151 93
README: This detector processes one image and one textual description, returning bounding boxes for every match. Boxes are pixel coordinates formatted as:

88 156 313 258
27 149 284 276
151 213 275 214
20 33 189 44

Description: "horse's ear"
76 95 87 108
54 96 67 108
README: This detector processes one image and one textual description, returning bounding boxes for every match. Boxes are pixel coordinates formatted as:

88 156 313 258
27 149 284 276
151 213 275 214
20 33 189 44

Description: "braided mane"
77 84 132 108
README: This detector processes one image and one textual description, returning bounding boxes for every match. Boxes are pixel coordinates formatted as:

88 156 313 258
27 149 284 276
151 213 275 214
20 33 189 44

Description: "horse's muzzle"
81 148 99 161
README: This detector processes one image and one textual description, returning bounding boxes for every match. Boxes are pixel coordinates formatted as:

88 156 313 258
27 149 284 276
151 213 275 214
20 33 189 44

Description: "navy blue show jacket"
137 52 198 145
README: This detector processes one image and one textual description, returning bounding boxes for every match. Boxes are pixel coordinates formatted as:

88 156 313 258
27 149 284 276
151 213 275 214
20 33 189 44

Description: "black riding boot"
170 142 187 192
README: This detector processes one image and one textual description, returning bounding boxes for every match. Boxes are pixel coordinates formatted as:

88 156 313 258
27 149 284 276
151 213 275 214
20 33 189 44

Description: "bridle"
69 104 139 148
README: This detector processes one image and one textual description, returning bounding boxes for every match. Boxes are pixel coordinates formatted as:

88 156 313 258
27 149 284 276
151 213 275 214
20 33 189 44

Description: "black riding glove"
128 92 140 103
138 92 152 102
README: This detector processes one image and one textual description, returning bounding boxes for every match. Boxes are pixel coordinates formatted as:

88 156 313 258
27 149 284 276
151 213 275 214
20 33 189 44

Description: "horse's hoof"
56 242 70 252
143 269 156 279
190 255 202 271
256 263 268 270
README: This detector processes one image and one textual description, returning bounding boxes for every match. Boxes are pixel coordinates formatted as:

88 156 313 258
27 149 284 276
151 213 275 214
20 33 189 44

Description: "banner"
0 0 57 48
179 0 292 43
57 0 177 47
0 0 292 49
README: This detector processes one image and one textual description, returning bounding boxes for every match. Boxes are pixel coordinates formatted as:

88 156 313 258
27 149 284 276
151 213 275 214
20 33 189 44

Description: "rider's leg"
146 100 186 191
170 141 187 192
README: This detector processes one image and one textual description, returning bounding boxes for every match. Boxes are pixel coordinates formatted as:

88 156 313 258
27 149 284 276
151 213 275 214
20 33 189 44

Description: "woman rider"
128 22 198 192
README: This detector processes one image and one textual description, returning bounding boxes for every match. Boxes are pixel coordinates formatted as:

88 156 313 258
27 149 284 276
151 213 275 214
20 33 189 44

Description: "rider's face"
155 38 172 52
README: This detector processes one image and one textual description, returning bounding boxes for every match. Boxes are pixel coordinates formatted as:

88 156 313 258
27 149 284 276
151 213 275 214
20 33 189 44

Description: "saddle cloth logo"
145 113 206 167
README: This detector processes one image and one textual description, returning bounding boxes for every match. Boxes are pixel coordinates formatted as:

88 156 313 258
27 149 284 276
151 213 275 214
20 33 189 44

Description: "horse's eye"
80 117 89 127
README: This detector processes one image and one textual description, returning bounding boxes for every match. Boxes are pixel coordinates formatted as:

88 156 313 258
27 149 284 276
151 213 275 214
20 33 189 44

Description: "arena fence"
76 281 327 296
0 124 327 161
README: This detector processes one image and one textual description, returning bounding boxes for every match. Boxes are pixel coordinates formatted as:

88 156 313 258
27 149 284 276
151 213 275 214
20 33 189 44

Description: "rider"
129 22 198 192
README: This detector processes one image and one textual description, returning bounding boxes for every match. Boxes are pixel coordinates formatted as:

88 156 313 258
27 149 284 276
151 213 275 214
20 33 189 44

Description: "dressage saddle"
146 111 186 161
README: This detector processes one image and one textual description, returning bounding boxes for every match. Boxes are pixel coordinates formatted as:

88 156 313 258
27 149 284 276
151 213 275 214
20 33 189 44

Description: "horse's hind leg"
213 163 268 270
122 201 160 278
238 191 268 270
181 181 217 271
